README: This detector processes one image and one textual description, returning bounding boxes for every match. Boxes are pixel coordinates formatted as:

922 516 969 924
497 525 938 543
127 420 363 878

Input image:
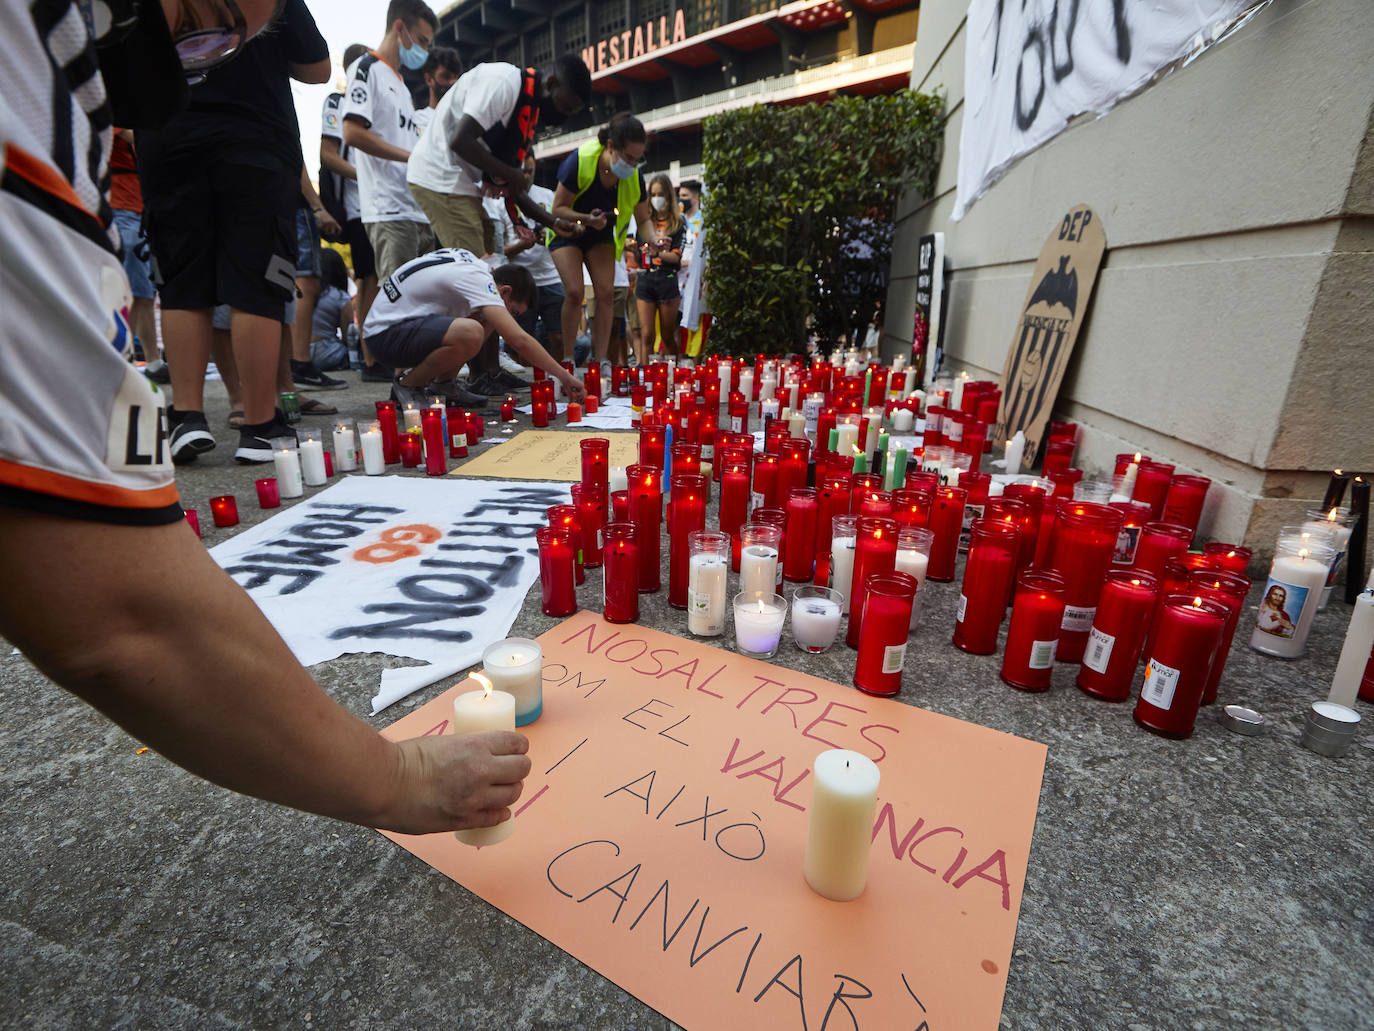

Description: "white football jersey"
364 248 505 336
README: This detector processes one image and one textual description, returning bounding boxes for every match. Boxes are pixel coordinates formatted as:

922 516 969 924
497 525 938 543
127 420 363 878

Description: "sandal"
227 410 245 428
298 397 338 416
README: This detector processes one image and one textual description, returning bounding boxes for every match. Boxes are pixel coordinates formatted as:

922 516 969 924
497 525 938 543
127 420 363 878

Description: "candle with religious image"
1249 542 1337 659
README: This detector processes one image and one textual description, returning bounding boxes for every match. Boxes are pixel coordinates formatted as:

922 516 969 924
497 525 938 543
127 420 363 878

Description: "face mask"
651 195 667 211
399 25 428 70
538 94 567 126
679 197 693 213
610 157 637 179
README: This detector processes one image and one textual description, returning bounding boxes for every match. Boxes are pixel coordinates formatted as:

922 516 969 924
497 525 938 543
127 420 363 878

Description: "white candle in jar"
844 359 860 379
403 404 421 432
734 595 787 655
803 749 880 902
299 437 327 486
894 548 929 629
1249 548 1331 659
788 409 806 439
687 552 728 636
890 408 914 433
452 674 517 846
273 447 304 498
482 638 543 726
1304 510 1354 611
951 371 969 410
863 409 882 459
1328 577 1374 707
333 425 357 472
361 428 385 475
902 367 917 395
761 398 780 424
1004 432 1027 477
835 422 860 458
737 370 754 398
786 379 800 410
831 533 857 614
609 466 629 494
792 595 842 651
739 544 779 599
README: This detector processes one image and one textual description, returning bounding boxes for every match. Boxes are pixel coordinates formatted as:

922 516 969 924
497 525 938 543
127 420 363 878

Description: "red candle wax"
1002 484 1045 578
536 526 578 616
719 452 751 542
566 402 583 424
782 487 819 582
532 399 550 427
570 482 605 568
584 363 601 399
776 438 810 501
374 400 400 464
1133 594 1228 738
1047 501 1123 663
400 431 422 467
853 571 919 697
671 442 702 485
1042 439 1075 473
183 508 201 538
254 477 280 509
1202 543 1252 576
611 489 630 523
1076 570 1159 701
1001 570 1069 691
323 451 334 477
209 494 239 528
668 474 707 608
468 413 484 440
904 469 940 493
1131 521 1195 577
601 522 639 622
816 476 853 557
1161 474 1210 538
753 454 780 510
579 437 610 486
420 407 446 476
1131 460 1175 519
953 519 1020 654
890 486 931 531
1188 568 1252 705
638 426 666 469
845 517 899 647
926 485 968 582
727 395 750 434
628 463 663 592
499 397 516 422
547 504 585 585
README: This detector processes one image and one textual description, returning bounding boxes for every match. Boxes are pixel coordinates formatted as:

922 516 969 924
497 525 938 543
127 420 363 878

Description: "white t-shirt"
341 53 425 224
407 63 522 197
482 197 508 269
501 183 560 286
320 92 360 222
364 248 503 336
413 105 435 133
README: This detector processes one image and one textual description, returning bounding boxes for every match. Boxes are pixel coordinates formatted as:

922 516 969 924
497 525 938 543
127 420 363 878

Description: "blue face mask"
399 26 429 70
610 157 637 179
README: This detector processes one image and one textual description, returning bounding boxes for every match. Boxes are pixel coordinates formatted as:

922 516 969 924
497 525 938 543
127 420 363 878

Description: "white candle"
687 553 728 636
894 548 929 629
1328 577 1374 707
786 380 800 410
1304 510 1354 610
403 404 421 432
333 425 357 472
299 437 327 486
803 749 880 902
835 421 860 458
717 363 731 389
831 534 857 615
892 354 907 374
737 370 754 398
788 409 806 439
890 408 914 433
273 447 303 498
761 398 780 424
863 408 882 460
792 594 842 651
902 367 917 395
951 371 969 410
361 428 385 475
739 544 778 600
609 466 629 494
844 359 860 379
482 638 543 726
1249 548 1332 658
1004 432 1027 477
733 594 786 656
451 674 517 846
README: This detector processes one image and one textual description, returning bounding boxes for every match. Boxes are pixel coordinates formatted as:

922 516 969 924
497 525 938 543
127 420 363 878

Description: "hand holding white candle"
451 672 518 846
804 749 881 902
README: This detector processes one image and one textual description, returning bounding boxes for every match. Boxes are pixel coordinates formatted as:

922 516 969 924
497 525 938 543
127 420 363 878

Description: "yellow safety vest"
574 139 642 259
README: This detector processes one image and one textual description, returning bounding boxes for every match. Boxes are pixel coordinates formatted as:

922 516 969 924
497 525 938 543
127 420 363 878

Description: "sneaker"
291 359 347 391
466 373 505 397
492 368 531 390
497 351 532 381
361 362 394 382
235 420 296 464
168 409 215 465
436 384 491 410
142 359 171 384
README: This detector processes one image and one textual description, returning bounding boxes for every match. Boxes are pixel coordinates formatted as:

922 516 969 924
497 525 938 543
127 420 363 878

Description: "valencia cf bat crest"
1026 256 1078 316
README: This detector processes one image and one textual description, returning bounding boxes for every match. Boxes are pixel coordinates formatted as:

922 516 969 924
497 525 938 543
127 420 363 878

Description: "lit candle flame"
1299 547 1310 560
1192 596 1203 607
1132 452 1142 463
471 671 494 699
1327 508 1339 522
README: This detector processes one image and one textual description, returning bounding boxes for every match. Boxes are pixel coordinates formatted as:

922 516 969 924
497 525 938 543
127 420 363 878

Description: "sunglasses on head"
173 0 249 83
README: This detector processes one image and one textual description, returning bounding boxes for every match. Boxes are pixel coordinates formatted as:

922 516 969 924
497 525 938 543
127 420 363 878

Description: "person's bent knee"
441 318 485 363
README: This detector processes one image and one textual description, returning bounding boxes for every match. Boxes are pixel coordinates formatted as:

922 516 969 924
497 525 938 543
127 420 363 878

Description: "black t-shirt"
137 0 328 174
556 150 646 216
636 218 684 278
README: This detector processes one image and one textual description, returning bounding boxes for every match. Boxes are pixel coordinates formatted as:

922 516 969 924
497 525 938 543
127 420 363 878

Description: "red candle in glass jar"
1202 543 1252 576
639 425 666 470
469 413 484 439
853 571 919 696
628 463 663 592
1047 501 1124 662
209 494 239 528
849 473 883 510
719 450 751 540
923 406 945 447
926 485 968 582
536 525 578 616
776 438 810 500
1131 460 1175 519
958 470 991 553
1161 474 1210 538
1002 483 1045 577
374 400 400 464
1188 568 1252 705
531 399 550 427
611 489 630 523
1108 499 1152 565
602 522 639 622
892 486 932 530
445 406 468 458
816 408 837 451
816 476 854 556
184 508 201 538
727 395 750 434
1042 439 1075 473
671 442 701 486
845 516 899 647
753 453 780 510
904 469 940 493
668 473 707 608
953 519 1020 654
499 396 516 422
1001 570 1069 691
584 363 601 399
400 430 422 467
783 487 819 582
570 482 605 568
255 477 281 509
1046 467 1083 498
1076 570 1159 701
420 407 446 476
580 437 610 485
612 364 629 396
1134 594 1228 738
1131 521 1195 577
547 504 585 585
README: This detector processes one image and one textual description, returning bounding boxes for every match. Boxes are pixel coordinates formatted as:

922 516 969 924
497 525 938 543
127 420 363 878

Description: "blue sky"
292 0 388 180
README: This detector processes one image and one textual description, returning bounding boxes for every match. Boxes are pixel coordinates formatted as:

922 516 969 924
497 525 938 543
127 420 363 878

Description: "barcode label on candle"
1141 658 1181 709
731 416 743 433
883 643 907 674
750 492 764 512
1084 627 1115 673
957 594 968 622
1062 604 1096 632
1029 640 1056 669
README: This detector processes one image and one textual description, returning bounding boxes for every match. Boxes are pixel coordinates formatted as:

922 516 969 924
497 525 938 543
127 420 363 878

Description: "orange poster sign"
381 610 1047 1030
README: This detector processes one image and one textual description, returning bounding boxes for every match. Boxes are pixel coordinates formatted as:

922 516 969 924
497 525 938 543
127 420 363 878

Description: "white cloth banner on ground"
955 0 1261 220
209 476 569 713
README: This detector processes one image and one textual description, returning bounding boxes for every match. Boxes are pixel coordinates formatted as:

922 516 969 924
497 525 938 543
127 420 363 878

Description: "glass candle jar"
1188 568 1252 705
359 420 386 475
733 591 787 658
671 442 702 487
209 494 239 528
856 488 894 519
417 408 445 477
1202 543 1252 576
752 453 780 510
602 523 639 623
783 487 820 583
254 477 280 509
1048 501 1124 663
953 519 1021 654
894 526 934 629
1002 483 1046 576
750 508 788 587
776 437 810 500
815 476 854 558
546 504 585 585
926 485 968 582
892 486 933 530
399 429 422 468
830 514 860 615
904 469 941 493
1076 570 1159 701
791 585 844 653
536 525 578 616
637 425 666 470
668 473 707 608
580 437 610 486
718 448 752 546
845 517 899 647
569 482 605 568
1161 474 1211 538
684 531 730 637
611 489 631 523
531 399 551 427
1134 594 1229 738
853 572 919 696
958 471 992 553
739 522 782 599
1042 439 1075 473
1248 541 1337 659
1001 570 1069 691
1109 499 1153 565
627 464 663 592
1132 521 1196 577
373 400 400 464
1131 460 1175 519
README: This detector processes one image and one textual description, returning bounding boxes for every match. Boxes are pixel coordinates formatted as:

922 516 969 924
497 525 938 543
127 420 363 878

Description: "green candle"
863 368 873 406
891 445 908 490
852 450 868 475
828 428 839 450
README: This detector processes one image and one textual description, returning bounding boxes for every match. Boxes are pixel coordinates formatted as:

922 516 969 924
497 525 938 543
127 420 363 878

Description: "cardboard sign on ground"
380 610 1047 1030
994 205 1107 469
456 429 640 481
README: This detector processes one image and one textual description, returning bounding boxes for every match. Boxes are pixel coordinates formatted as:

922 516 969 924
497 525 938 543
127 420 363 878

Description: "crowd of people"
108 0 710 467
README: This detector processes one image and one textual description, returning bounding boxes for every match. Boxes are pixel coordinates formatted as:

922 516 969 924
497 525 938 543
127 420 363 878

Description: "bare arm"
478 305 586 401
0 507 531 835
451 114 525 191
551 183 606 230
320 137 356 180
290 58 332 84
343 117 413 164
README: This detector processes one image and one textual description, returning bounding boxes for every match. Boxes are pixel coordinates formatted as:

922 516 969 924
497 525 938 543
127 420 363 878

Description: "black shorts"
636 273 680 304
549 227 614 253
140 158 297 320
345 218 376 280
367 315 457 368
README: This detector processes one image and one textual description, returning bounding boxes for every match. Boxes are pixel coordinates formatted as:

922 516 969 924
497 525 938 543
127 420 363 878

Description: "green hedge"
701 90 943 355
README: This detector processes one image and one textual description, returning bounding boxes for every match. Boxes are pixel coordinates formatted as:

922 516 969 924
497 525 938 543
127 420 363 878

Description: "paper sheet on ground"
209 476 568 712
516 401 634 430
381 610 1047 1030
455 429 639 480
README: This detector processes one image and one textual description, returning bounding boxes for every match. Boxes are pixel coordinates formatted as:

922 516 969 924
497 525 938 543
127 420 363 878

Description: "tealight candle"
332 422 357 472
272 440 303 498
791 586 843 653
209 494 238 528
483 638 543 726
803 749 880 902
733 591 787 658
451 673 517 846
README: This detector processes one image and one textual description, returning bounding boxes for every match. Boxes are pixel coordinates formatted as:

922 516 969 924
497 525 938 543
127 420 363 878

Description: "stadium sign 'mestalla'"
582 9 688 74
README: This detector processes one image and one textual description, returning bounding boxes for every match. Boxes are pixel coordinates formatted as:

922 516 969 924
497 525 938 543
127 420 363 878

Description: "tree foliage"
701 90 943 355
